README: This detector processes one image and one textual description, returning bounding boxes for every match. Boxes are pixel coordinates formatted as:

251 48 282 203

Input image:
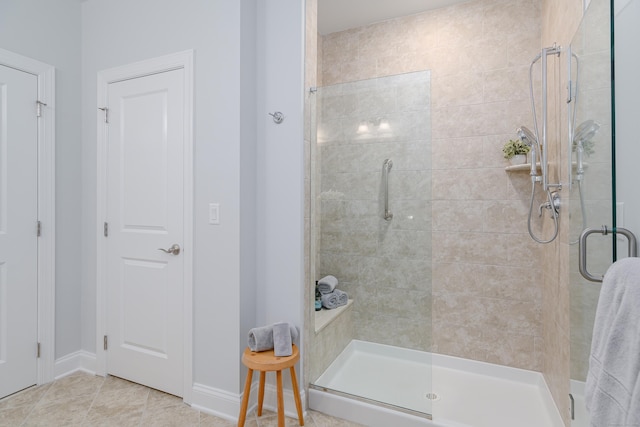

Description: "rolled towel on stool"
321 288 348 309
273 322 293 356
248 323 300 352
317 275 338 294
248 325 274 352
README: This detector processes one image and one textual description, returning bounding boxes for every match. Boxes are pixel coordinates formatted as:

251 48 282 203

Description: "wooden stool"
238 344 304 427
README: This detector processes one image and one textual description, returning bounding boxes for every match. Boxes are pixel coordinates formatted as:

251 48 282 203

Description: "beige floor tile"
255 409 304 427
0 404 33 427
199 412 238 427
85 386 149 421
0 373 356 427
140 403 200 426
23 395 94 427
309 410 366 427
145 388 183 410
100 375 148 393
83 411 144 427
0 383 50 411
39 372 103 405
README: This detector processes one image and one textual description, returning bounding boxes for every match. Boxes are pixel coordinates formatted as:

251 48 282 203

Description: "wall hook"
269 111 285 124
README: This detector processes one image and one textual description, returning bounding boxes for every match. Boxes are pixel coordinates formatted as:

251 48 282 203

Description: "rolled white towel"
247 325 273 352
321 289 348 309
317 275 338 294
273 322 293 357
247 323 300 352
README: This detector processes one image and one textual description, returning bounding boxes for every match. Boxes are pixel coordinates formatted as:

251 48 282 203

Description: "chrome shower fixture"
573 119 600 144
573 119 600 180
523 43 562 244
517 126 539 180
517 126 538 146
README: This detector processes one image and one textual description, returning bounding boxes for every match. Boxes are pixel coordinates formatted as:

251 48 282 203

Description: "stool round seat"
238 344 304 427
242 345 299 371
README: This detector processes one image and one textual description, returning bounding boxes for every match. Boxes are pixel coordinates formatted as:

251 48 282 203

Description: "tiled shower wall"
318 0 544 371
316 72 432 352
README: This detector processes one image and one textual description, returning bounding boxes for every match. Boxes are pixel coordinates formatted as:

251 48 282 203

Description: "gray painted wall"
0 0 83 359
0 0 308 409
80 0 253 392
81 0 305 398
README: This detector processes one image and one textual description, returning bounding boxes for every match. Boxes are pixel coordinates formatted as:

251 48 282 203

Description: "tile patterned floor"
0 371 364 427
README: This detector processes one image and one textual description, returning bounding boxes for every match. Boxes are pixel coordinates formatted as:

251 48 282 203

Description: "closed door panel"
0 65 38 399
106 68 184 396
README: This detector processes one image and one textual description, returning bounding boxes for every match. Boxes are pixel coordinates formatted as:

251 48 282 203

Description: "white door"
104 68 185 396
0 65 38 399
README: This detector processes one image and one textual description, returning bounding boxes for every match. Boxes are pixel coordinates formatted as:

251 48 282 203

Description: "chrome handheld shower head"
573 120 600 178
517 126 538 147
517 126 539 178
573 119 600 145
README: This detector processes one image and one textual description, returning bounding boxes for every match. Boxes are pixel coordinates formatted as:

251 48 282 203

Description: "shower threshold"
309 340 563 427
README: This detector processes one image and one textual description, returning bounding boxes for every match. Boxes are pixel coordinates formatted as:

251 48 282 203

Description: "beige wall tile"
432 200 484 232
432 137 485 169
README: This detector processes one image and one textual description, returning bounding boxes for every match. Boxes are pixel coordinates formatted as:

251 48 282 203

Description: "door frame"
95 50 194 402
0 48 56 385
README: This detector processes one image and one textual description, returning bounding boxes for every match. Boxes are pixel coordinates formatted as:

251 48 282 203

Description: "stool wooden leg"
289 366 304 426
238 368 253 427
276 370 284 427
257 371 266 416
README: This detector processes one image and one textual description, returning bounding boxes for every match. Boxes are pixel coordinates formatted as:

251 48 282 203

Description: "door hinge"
36 100 47 118
37 220 42 237
98 106 109 124
104 335 108 350
104 222 108 237
37 342 41 358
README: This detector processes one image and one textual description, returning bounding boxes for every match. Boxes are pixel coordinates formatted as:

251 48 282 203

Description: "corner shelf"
504 161 587 173
504 162 541 172
314 299 354 333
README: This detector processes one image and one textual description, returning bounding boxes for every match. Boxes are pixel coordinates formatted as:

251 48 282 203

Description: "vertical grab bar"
383 159 393 221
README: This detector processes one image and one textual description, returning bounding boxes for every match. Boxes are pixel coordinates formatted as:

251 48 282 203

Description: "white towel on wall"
585 257 640 427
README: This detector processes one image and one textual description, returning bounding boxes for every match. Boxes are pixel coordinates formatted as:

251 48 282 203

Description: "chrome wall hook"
269 111 285 124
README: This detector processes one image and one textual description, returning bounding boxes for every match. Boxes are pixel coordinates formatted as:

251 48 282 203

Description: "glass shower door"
568 0 617 424
309 71 433 418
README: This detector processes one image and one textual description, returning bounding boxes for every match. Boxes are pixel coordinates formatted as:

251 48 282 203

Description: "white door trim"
0 48 56 386
96 50 194 403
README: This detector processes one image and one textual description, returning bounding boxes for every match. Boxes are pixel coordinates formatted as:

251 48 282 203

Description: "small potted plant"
502 139 530 165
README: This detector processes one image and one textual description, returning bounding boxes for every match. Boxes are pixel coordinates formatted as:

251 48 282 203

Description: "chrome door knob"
158 244 181 255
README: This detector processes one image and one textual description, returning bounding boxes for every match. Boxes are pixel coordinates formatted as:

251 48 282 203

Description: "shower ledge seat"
314 299 353 333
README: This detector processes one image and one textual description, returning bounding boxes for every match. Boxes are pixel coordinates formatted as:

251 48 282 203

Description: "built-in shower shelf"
315 299 354 333
504 161 588 173
504 162 541 172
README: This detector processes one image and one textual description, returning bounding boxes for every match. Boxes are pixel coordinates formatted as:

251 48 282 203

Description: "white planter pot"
510 154 527 165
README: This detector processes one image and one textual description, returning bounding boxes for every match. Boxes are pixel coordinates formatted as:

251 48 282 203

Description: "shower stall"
304 0 616 426
307 69 560 427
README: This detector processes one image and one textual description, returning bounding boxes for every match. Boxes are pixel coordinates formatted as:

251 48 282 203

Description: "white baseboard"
191 380 306 422
191 382 247 422
54 350 97 379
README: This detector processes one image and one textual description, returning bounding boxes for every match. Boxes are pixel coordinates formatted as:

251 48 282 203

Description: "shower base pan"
309 340 563 427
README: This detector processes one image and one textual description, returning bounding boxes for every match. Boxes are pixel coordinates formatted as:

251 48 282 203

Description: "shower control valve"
538 191 561 217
